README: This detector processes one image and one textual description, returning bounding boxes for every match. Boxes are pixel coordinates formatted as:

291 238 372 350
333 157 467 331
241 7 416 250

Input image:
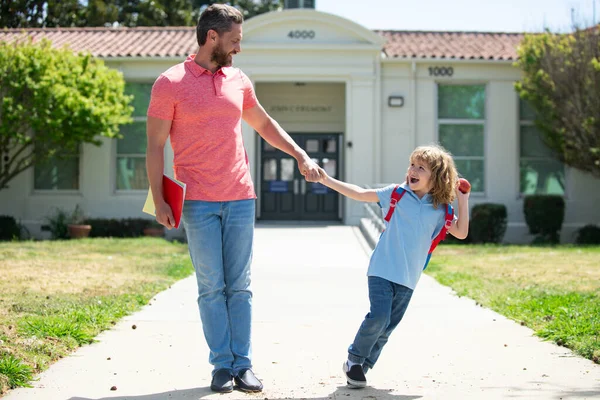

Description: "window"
34 151 80 190
438 84 486 193
116 83 152 190
519 99 565 195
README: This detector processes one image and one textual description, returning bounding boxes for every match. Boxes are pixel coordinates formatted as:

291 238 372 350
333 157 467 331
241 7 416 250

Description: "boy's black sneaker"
342 361 367 388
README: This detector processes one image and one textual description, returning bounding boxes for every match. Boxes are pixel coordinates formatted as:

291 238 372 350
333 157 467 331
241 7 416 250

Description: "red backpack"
383 185 454 270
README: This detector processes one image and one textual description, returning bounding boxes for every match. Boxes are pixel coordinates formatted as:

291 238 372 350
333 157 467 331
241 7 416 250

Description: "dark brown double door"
259 133 341 221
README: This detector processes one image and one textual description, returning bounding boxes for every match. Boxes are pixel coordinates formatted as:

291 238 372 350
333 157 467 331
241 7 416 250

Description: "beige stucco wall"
379 61 600 243
236 9 384 225
254 81 345 218
0 137 155 238
1 9 598 242
0 60 181 239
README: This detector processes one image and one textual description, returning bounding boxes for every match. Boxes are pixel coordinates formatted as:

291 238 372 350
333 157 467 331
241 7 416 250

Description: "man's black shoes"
210 369 233 393
234 368 263 392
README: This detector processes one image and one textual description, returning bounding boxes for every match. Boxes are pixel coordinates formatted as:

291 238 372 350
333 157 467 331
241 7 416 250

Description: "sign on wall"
428 66 455 77
268 105 333 113
256 82 345 126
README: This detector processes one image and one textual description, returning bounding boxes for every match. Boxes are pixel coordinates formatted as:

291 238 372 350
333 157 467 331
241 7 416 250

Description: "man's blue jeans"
348 276 414 370
182 199 255 375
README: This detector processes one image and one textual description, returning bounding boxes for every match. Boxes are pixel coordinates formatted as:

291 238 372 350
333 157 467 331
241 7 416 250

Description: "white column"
345 77 376 224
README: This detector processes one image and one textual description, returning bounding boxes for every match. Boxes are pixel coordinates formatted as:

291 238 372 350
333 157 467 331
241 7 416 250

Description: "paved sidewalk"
5 225 600 400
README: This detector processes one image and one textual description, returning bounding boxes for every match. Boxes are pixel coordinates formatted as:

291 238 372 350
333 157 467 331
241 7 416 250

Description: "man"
146 3 320 394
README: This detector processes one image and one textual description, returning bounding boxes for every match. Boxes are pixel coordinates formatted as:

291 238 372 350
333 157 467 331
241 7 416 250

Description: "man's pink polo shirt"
147 55 257 202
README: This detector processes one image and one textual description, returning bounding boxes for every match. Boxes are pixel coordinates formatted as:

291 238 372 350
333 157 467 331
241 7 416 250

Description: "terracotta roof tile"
0 27 524 61
376 30 523 60
0 27 198 58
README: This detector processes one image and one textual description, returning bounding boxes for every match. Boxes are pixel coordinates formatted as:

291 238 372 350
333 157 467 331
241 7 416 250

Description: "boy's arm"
448 190 470 239
320 171 379 203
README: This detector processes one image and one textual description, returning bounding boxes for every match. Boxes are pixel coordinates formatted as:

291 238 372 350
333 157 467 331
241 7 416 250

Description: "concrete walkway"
5 225 600 400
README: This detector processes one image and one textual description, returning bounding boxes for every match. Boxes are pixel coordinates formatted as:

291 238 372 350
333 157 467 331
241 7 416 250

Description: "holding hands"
314 167 328 183
298 156 326 182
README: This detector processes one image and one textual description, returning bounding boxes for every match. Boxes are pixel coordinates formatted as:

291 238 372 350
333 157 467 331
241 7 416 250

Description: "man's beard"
211 44 233 67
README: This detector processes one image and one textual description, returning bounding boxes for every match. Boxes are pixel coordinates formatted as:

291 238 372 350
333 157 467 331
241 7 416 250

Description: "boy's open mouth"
409 177 419 184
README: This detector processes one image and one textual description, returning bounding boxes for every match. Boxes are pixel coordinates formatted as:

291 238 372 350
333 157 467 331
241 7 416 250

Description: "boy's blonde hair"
409 144 458 208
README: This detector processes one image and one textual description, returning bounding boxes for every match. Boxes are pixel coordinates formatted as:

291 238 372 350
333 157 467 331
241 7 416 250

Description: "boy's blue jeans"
182 199 255 375
348 276 414 370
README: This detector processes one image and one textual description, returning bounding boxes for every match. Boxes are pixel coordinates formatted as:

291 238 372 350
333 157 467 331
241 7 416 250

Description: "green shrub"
86 218 125 237
470 203 507 244
523 195 565 244
121 218 154 237
442 229 471 245
440 205 474 245
0 215 20 241
68 204 87 225
576 224 600 245
43 208 69 240
86 218 152 238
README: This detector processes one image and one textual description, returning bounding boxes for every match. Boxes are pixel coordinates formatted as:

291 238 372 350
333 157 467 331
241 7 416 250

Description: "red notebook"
142 175 187 229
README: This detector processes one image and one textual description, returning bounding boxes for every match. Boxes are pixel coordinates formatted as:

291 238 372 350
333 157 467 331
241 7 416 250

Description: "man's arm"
146 116 176 229
243 103 321 181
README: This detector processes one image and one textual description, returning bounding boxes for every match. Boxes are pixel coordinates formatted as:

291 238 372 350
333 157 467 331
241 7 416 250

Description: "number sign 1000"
428 67 454 77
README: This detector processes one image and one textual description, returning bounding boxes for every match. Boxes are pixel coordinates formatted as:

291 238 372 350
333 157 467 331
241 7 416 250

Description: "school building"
1 5 598 243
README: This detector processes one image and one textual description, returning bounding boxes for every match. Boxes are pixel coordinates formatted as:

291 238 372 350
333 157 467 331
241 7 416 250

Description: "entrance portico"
236 9 385 224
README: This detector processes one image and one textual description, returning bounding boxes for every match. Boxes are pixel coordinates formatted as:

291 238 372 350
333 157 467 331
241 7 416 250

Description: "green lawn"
1 239 598 394
0 238 193 394
427 245 600 364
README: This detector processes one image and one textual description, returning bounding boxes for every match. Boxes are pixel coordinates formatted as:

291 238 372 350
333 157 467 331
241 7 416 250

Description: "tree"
1 0 282 28
85 0 121 27
0 37 133 190
225 0 282 19
134 0 196 26
45 0 86 27
86 0 196 27
187 1 282 21
0 0 46 28
515 27 600 178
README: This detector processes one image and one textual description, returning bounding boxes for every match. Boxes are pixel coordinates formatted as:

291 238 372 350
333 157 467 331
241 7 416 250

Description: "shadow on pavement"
69 385 422 400
255 221 343 228
481 382 600 399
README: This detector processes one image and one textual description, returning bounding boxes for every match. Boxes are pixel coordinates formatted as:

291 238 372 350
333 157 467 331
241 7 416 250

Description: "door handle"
293 179 299 194
301 179 306 195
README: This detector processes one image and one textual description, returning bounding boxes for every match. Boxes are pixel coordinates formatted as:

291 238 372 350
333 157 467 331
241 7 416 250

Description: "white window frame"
518 98 567 197
115 82 152 193
436 83 487 195
32 148 82 194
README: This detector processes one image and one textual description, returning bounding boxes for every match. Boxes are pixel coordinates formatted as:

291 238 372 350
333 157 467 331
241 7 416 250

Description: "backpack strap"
383 185 406 223
423 204 454 270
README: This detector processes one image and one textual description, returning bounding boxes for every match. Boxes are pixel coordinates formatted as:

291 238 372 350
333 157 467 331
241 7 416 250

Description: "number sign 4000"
288 30 315 39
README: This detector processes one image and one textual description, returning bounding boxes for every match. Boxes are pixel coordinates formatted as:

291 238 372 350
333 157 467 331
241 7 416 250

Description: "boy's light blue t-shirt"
367 183 449 290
